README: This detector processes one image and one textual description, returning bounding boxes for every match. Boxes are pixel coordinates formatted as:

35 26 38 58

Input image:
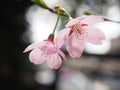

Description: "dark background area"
0 0 27 89
0 0 58 90
0 0 38 90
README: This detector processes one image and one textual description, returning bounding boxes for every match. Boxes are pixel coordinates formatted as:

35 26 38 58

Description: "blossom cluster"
24 15 106 69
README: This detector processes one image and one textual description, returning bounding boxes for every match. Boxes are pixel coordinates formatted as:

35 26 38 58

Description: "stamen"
81 24 88 27
41 52 51 59
72 23 86 40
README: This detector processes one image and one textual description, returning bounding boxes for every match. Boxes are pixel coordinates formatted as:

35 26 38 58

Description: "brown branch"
35 2 120 23
104 18 120 23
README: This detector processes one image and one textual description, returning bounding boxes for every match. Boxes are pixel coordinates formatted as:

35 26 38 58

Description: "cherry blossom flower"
24 35 67 69
55 15 106 58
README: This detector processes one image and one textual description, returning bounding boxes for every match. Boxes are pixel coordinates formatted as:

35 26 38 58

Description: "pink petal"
39 41 58 54
53 55 62 69
66 18 80 27
81 15 104 26
29 48 45 64
75 16 85 20
46 54 62 69
67 34 84 58
58 49 67 61
84 27 106 44
23 42 41 52
55 28 70 48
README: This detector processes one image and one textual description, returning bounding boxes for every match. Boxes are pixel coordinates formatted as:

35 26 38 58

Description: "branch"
32 0 120 23
45 7 120 23
83 11 120 23
104 18 120 23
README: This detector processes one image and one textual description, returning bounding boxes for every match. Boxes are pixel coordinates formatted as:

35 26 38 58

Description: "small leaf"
83 11 91 15
31 0 48 8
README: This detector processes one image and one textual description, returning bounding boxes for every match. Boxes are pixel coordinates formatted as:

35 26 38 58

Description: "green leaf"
31 0 48 8
83 11 91 15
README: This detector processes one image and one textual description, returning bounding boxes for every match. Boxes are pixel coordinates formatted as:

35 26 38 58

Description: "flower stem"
60 7 72 19
54 6 72 20
52 15 60 34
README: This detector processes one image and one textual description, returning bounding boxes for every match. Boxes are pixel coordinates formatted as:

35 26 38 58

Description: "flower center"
71 23 86 40
41 51 51 59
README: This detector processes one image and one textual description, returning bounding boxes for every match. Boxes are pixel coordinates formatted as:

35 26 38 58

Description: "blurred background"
0 0 120 90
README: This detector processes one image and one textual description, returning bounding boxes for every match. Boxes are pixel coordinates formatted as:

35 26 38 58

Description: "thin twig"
104 18 120 23
36 3 120 23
